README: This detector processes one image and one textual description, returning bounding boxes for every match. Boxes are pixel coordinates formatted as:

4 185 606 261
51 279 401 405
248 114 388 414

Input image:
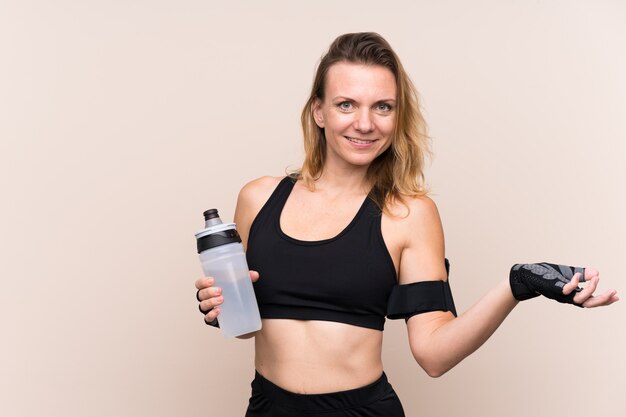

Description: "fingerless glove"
510 262 584 306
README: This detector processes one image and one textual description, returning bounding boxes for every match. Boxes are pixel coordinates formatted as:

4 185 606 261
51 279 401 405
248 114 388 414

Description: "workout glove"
510 262 584 306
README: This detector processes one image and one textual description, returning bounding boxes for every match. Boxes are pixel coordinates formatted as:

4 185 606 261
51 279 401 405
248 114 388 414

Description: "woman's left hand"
562 268 619 307
510 263 619 307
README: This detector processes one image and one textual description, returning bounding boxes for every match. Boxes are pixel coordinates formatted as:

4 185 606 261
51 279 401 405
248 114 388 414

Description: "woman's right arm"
195 176 282 336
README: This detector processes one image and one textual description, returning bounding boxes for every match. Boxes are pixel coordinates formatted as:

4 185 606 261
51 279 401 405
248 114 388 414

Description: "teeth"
346 137 374 144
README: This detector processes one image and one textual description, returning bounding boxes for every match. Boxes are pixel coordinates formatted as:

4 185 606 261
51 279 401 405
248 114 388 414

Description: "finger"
574 276 599 304
582 289 616 308
197 285 222 302
198 296 223 312
202 296 223 309
199 303 211 314
250 270 260 282
195 277 215 290
194 278 204 290
562 273 582 295
582 290 619 308
582 267 599 282
205 307 220 322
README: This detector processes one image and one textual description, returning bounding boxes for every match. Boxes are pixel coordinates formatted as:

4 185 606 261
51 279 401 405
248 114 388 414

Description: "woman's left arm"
398 197 618 378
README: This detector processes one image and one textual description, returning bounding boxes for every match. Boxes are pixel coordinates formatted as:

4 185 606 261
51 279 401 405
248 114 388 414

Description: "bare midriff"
254 318 384 394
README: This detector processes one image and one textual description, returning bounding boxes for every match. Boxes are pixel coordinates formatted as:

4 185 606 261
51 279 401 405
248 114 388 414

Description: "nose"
354 109 374 133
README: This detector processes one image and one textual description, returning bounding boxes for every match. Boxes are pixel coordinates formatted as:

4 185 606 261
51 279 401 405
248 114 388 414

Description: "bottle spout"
203 209 223 228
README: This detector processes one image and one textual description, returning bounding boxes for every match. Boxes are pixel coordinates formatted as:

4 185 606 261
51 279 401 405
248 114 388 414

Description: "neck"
314 164 372 196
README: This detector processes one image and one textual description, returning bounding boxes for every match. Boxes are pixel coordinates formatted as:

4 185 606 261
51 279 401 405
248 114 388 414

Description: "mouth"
345 136 378 145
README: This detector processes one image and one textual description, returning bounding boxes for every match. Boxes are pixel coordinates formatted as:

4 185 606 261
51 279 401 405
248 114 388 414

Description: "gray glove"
510 262 585 306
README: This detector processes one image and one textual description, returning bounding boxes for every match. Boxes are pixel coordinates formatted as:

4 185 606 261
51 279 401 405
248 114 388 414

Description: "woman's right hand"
195 270 260 325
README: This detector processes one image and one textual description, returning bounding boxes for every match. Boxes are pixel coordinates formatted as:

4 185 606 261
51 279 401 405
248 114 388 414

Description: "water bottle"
195 209 262 337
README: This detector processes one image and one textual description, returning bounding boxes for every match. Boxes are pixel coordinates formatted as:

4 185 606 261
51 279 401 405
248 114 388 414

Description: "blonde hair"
297 32 431 214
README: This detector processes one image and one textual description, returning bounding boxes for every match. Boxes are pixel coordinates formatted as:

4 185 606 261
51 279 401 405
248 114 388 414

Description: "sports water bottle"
195 209 262 337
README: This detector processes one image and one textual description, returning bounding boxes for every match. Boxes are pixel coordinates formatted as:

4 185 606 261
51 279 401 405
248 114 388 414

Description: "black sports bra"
245 176 457 331
246 176 397 330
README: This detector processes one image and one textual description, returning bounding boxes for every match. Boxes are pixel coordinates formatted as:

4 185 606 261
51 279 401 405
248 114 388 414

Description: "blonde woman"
195 32 618 417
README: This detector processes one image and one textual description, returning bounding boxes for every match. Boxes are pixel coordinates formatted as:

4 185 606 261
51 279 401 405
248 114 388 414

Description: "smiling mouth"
345 136 378 144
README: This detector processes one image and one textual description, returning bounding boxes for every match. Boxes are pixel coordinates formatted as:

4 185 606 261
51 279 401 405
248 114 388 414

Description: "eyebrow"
332 96 397 103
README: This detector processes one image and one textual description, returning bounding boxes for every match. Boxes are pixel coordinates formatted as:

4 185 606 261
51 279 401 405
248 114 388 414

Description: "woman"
195 32 618 417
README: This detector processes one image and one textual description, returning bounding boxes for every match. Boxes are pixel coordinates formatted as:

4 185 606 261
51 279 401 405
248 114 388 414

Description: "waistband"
251 370 391 412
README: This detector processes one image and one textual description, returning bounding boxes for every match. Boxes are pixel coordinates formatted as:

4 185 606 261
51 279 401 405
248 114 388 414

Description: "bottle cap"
203 209 220 222
196 225 242 253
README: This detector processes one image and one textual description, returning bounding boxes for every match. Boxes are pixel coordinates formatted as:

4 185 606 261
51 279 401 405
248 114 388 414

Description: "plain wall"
1 1 625 416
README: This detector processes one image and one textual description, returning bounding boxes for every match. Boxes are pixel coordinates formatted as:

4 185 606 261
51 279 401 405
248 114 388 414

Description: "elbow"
411 348 452 378
422 365 442 378
419 361 449 378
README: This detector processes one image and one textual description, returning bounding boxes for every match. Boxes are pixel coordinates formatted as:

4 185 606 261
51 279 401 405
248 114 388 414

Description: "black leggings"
245 371 405 417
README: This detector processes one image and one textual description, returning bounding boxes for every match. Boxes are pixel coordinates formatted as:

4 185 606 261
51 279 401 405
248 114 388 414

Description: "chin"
345 156 380 167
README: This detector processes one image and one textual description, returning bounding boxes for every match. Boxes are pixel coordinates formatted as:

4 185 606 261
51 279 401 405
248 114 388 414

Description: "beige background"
1 1 625 416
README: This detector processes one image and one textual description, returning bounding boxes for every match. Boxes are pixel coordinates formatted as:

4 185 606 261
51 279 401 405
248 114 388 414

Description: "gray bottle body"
196 209 261 337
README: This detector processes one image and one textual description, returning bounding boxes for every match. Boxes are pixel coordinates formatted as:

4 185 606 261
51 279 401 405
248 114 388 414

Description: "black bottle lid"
196 227 241 253
203 209 219 222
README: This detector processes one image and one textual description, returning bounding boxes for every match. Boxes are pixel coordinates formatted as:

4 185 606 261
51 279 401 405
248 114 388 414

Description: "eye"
375 102 393 112
337 101 354 111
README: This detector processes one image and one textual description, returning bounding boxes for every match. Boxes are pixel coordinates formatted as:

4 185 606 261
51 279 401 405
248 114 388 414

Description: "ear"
312 97 325 128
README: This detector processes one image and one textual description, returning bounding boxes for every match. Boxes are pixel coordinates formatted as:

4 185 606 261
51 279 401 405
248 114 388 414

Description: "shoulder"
235 176 286 247
403 194 440 222
238 175 285 207
385 194 443 238
385 195 447 284
236 175 286 219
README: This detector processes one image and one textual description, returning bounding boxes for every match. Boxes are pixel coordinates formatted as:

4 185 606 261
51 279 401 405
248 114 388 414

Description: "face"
313 62 397 170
